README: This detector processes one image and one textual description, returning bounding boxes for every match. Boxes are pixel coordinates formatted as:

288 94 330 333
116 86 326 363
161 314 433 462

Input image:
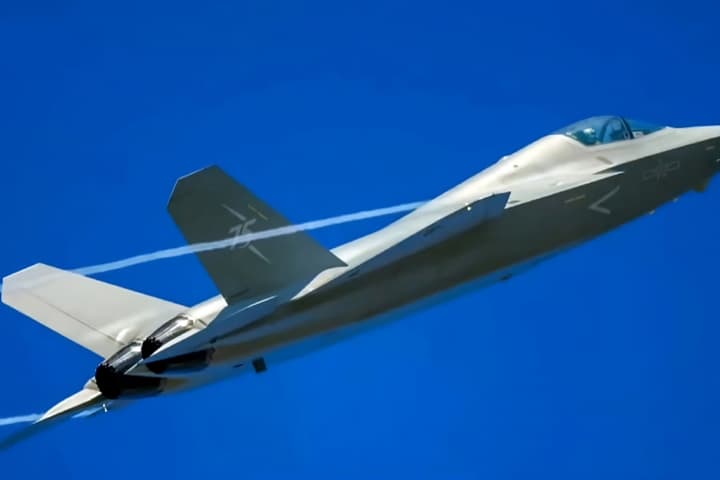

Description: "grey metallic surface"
7 120 720 420
139 125 720 390
209 137 719 364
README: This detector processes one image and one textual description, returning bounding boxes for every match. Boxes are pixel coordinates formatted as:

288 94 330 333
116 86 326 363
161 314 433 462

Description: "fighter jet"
2 115 719 448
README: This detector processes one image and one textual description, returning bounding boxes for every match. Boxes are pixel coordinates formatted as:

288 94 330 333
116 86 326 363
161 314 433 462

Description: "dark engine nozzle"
141 315 198 359
95 342 165 399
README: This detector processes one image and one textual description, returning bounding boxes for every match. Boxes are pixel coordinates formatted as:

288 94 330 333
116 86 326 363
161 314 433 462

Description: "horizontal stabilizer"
168 165 346 302
0 386 106 452
2 264 187 358
38 385 105 422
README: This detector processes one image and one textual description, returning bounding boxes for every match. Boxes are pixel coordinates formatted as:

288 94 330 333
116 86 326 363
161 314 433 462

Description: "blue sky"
2 1 720 478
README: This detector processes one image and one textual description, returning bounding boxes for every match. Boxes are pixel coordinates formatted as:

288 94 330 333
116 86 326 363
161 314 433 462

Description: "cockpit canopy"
554 116 665 146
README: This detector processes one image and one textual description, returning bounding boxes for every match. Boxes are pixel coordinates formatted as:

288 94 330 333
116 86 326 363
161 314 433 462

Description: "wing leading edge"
2 264 187 358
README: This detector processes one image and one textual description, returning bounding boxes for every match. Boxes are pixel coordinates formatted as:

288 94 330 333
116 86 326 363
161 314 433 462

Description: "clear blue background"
1 1 719 478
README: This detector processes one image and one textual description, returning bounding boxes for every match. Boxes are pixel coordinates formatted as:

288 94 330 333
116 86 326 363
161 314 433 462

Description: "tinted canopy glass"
555 116 665 146
624 118 665 137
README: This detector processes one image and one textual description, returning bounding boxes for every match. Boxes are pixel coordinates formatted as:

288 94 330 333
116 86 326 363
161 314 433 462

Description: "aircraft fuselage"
6 116 720 450
133 125 720 397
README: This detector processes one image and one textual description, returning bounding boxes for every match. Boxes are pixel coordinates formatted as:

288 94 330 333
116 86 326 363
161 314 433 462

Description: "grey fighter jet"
3 115 720 448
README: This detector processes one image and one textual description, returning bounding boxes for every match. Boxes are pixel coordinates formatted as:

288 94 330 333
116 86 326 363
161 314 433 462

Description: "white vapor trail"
70 199 427 276
0 201 434 430
0 414 41 427
0 199 430 294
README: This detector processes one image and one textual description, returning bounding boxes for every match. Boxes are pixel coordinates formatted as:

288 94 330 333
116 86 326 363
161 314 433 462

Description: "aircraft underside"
2 116 719 450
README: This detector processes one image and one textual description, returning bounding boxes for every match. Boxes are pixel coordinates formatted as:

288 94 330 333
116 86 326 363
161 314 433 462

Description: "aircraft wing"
2 264 188 358
167 165 346 303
